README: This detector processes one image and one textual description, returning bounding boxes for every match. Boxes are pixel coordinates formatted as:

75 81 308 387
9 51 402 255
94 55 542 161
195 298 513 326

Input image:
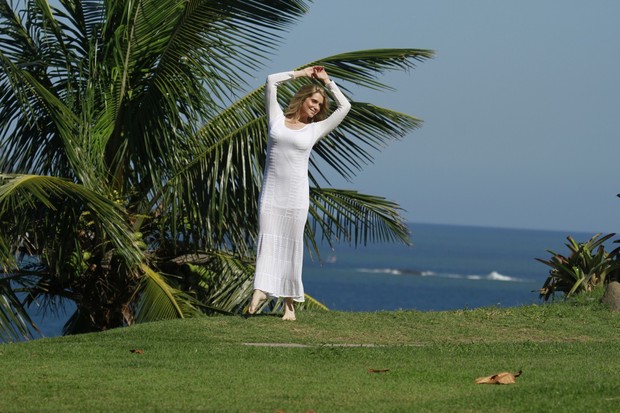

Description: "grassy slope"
1 299 619 413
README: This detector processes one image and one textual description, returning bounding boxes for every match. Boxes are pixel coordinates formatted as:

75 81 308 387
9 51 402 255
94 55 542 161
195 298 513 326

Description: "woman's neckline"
284 118 310 131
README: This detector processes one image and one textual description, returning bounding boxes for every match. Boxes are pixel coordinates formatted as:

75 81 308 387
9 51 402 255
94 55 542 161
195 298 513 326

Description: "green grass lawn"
1 298 619 413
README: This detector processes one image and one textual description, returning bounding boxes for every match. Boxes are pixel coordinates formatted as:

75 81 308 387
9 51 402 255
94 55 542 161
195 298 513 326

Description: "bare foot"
282 298 296 321
249 289 267 314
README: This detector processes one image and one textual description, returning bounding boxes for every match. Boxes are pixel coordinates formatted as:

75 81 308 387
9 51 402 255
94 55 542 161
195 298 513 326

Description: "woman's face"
300 92 325 121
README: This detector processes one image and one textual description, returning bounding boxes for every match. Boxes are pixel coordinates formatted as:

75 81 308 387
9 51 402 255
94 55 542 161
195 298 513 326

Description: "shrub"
537 233 620 301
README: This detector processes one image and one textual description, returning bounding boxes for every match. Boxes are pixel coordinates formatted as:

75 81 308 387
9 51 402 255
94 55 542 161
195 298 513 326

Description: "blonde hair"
284 84 330 122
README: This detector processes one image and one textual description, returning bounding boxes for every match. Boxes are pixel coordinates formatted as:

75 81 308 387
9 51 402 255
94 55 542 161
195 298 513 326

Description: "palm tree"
0 0 434 341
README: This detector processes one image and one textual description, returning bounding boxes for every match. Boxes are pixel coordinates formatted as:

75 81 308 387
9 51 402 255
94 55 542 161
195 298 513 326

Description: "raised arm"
265 68 318 121
265 67 351 135
265 71 295 124
312 67 352 139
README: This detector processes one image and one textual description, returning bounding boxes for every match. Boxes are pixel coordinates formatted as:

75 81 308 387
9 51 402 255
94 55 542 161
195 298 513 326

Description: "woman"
249 66 351 320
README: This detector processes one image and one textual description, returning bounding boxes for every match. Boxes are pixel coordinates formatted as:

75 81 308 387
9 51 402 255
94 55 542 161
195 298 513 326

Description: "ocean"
26 222 604 339
302 222 600 312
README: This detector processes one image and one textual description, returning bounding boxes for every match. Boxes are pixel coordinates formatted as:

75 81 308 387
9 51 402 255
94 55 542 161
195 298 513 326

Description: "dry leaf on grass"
475 370 522 384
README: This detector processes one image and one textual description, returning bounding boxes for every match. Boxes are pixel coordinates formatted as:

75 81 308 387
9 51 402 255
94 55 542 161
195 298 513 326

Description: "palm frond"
309 48 435 91
300 294 329 311
0 0 93 177
53 0 101 57
307 187 411 250
0 174 142 268
102 0 311 195
0 1 38 62
131 263 201 323
311 102 423 183
260 293 329 315
162 0 311 100
157 91 267 253
164 250 256 314
286 293 329 312
0 276 41 342
0 54 96 181
163 250 329 315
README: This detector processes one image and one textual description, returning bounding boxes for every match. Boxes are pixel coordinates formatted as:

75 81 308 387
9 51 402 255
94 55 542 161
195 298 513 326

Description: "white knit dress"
254 71 351 302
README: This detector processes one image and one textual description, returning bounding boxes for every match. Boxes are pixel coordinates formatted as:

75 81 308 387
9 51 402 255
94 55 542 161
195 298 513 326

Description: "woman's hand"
294 67 315 78
312 66 330 84
303 67 315 77
294 66 331 84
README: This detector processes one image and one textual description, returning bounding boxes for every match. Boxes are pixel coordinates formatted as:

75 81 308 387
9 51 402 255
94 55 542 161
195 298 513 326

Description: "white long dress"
254 71 351 301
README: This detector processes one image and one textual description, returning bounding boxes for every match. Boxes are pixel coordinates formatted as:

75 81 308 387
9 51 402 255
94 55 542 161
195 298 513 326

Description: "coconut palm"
0 0 434 341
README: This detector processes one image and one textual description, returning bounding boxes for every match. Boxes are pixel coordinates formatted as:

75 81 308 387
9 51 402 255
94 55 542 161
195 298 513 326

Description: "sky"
255 0 620 233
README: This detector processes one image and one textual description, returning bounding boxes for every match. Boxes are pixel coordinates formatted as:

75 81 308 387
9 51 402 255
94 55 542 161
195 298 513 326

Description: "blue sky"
256 0 619 233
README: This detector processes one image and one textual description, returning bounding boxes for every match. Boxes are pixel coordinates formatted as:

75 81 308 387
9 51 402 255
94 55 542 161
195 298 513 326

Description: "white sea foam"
356 268 524 282
357 268 403 275
465 271 522 282
357 268 432 276
487 271 523 282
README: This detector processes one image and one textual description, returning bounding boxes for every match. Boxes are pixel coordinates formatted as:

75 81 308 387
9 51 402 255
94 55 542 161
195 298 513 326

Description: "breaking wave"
356 268 524 282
